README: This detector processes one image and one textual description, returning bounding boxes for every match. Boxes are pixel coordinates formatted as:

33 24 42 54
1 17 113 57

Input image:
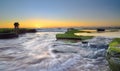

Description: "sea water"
0 30 119 71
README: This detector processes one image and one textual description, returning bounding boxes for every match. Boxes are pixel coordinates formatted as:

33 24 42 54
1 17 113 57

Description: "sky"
0 0 120 28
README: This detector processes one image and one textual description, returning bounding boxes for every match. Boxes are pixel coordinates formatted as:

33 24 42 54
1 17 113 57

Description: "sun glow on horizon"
0 0 120 28
0 18 120 28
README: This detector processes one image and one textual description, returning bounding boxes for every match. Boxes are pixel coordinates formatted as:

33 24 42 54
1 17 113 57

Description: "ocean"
0 28 119 71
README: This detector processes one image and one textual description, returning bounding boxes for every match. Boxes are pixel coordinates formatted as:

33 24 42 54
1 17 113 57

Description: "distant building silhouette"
14 22 19 34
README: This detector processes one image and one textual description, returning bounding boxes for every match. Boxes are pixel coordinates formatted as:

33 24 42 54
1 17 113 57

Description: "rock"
97 28 105 32
52 49 77 53
106 38 120 71
27 29 36 33
89 43 108 49
0 33 18 39
81 41 89 47
82 41 88 44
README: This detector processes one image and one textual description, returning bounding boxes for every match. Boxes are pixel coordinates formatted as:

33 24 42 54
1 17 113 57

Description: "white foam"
0 32 110 71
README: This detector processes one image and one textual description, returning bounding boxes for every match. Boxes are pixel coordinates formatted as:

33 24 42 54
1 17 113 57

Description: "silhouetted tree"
14 22 19 34
14 22 19 29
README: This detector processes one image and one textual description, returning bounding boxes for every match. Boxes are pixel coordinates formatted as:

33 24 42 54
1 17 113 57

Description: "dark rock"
97 28 105 32
0 33 18 39
52 50 77 53
19 29 26 34
27 29 36 33
18 29 36 34
90 44 109 49
82 41 88 44
57 37 82 40
52 50 65 53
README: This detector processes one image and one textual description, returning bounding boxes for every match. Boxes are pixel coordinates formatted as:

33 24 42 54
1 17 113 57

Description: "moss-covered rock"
106 38 120 71
56 28 93 40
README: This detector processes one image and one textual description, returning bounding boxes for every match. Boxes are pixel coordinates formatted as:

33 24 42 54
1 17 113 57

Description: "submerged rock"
52 49 77 53
88 37 112 49
89 44 109 49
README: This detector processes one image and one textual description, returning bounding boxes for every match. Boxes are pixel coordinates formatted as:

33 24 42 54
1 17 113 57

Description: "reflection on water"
75 30 120 38
0 31 118 71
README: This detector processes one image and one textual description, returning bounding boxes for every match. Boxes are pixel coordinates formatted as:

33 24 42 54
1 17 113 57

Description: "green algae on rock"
106 38 120 71
56 28 93 40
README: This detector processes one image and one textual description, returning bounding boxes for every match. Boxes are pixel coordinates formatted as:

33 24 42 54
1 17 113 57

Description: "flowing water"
0 30 119 71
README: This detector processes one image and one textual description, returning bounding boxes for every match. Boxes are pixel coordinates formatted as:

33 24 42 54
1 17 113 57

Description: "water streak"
0 31 117 71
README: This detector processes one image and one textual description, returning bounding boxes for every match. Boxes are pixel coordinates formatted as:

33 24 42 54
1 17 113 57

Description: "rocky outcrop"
0 33 18 39
19 29 36 34
0 28 36 39
106 38 120 71
26 29 36 33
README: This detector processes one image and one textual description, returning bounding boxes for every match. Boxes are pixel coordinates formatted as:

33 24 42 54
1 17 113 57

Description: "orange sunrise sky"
0 0 120 28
